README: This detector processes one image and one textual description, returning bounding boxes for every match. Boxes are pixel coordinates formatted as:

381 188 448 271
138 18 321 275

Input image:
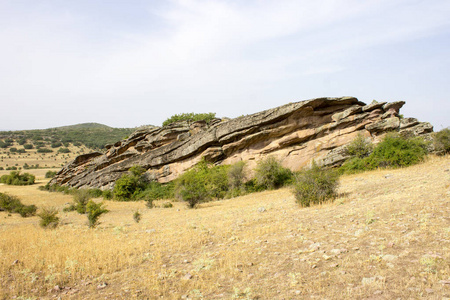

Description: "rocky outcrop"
50 97 433 189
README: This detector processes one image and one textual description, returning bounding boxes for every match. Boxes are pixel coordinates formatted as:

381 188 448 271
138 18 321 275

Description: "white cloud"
0 0 449 129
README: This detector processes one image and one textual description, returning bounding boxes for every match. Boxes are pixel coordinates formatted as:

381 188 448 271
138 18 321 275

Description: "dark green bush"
0 192 37 217
39 183 74 194
38 207 59 229
253 157 293 190
135 181 174 204
51 142 62 148
57 147 70 153
24 144 33 149
133 210 141 223
86 200 108 228
0 171 35 185
88 188 103 198
340 133 428 173
162 112 216 127
433 128 450 155
113 166 148 201
45 171 57 178
102 189 113 200
175 161 229 208
293 163 340 207
9 148 17 153
162 202 173 208
37 148 53 153
64 189 91 213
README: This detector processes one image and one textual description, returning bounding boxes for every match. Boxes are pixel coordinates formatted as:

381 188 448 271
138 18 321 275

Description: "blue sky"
1 0 449 130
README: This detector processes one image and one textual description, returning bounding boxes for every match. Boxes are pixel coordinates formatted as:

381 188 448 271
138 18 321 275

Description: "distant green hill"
0 123 136 150
53 122 113 131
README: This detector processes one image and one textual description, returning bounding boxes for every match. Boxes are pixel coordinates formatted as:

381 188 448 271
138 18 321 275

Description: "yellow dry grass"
0 144 90 179
0 155 449 299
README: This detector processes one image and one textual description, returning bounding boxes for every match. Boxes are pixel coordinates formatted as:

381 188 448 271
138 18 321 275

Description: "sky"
1 0 449 130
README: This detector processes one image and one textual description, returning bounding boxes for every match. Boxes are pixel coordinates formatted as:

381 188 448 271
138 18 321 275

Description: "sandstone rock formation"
50 97 433 189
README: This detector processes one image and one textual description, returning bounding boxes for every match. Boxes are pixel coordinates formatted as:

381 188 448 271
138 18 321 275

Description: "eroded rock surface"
50 97 433 189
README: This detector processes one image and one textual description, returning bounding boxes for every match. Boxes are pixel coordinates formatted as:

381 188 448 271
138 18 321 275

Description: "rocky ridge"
50 97 433 189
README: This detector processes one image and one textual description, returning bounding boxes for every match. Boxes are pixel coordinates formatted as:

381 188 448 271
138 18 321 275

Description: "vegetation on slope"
0 123 135 150
162 112 217 127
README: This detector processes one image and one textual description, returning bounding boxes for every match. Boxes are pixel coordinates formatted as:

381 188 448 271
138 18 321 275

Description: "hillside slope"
0 155 448 299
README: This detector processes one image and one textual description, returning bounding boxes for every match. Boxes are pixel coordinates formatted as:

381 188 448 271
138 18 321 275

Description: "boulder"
50 97 432 189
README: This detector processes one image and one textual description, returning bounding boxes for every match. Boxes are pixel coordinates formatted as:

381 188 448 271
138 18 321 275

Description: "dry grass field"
0 155 449 299
0 143 90 179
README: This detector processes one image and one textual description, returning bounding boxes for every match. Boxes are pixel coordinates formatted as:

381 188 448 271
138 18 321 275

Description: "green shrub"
86 200 108 228
64 189 91 213
0 192 37 217
340 133 428 173
293 163 340 207
253 157 293 190
88 188 103 198
174 161 229 208
102 189 113 200
45 171 57 178
162 112 216 127
433 128 450 155
0 171 35 185
24 144 33 149
227 161 247 197
51 142 62 148
133 210 141 223
113 166 148 201
40 183 74 194
57 147 70 153
38 207 59 229
37 148 53 153
162 202 173 208
9 148 17 153
345 134 373 158
135 181 174 202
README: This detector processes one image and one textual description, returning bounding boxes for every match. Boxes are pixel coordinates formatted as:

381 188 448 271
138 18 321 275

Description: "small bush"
40 183 74 194
102 189 113 200
345 133 373 158
293 163 340 207
0 171 35 185
37 148 53 153
135 181 174 201
340 133 428 173
0 192 37 217
175 161 229 208
113 166 148 201
38 207 59 229
45 171 57 178
162 112 216 127
86 201 108 228
57 147 70 153
254 157 293 190
227 161 247 197
24 144 33 149
434 128 450 155
88 188 103 198
162 202 173 208
133 210 141 223
51 142 62 148
64 189 91 213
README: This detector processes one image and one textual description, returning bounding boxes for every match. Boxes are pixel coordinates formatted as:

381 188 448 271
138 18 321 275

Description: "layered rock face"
50 97 433 189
